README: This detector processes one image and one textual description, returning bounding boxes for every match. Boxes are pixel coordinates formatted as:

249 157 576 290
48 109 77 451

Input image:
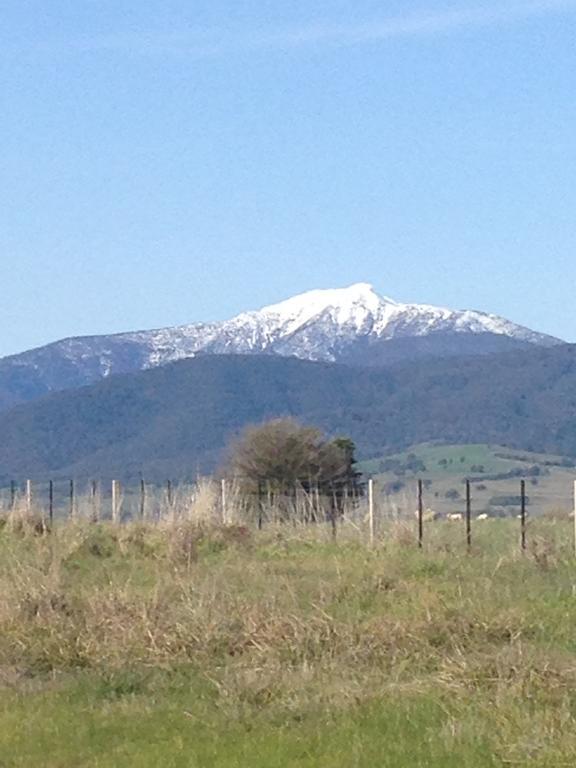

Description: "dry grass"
2 507 576 765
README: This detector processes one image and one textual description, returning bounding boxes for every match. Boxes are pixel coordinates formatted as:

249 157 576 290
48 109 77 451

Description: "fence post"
417 479 424 549
221 478 227 525
257 481 264 530
330 486 337 543
26 479 32 515
69 479 75 519
368 478 375 547
167 479 173 506
574 481 576 559
112 480 120 524
91 480 99 522
140 478 146 521
49 480 54 525
520 479 527 553
10 481 16 511
465 479 472 552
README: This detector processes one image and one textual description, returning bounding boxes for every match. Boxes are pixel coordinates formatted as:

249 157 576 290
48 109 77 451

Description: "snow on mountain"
0 283 563 411
118 282 558 366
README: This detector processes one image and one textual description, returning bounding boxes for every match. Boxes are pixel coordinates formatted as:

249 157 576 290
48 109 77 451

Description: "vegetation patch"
1 518 576 765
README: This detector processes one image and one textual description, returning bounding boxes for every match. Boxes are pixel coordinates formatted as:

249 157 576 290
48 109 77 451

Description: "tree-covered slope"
1 345 576 482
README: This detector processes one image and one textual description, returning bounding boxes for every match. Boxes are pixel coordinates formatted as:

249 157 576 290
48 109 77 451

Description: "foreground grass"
1 517 576 766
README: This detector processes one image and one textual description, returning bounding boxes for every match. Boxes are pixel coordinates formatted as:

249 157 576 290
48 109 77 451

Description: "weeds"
1 516 576 765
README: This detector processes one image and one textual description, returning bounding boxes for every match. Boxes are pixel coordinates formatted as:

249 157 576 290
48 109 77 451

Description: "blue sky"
1 0 575 356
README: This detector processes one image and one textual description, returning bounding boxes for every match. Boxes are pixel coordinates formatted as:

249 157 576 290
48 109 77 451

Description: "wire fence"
0 478 367 528
2 475 576 553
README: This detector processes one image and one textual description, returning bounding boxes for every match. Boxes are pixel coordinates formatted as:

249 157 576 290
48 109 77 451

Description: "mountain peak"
0 282 564 413
214 283 561 362
252 282 389 337
261 281 383 311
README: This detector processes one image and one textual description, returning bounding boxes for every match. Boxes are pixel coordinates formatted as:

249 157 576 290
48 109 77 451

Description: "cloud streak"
11 1 576 59
270 0 576 48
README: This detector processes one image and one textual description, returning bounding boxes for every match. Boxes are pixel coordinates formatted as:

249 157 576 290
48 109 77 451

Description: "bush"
225 419 362 498
489 495 530 507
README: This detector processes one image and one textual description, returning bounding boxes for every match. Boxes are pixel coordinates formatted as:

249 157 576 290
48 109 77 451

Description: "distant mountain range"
0 283 563 412
2 344 576 484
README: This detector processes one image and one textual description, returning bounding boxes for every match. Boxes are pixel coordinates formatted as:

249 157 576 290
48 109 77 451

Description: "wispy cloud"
11 1 576 59
241 0 576 52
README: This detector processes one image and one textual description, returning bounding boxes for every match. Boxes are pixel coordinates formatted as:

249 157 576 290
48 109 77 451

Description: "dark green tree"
226 419 363 498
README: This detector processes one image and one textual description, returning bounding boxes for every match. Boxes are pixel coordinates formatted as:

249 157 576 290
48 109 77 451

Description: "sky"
1 0 575 357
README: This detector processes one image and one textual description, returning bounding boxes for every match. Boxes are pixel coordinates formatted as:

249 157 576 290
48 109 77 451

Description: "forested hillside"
1 344 576 483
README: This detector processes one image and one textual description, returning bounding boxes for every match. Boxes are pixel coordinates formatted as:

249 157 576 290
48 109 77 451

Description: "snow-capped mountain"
0 283 563 412
196 282 557 360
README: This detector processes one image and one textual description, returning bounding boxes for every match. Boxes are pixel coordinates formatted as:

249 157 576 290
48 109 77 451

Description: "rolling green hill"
361 443 576 516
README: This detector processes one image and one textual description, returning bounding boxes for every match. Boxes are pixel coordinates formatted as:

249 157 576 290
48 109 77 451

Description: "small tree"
226 419 362 501
328 437 363 498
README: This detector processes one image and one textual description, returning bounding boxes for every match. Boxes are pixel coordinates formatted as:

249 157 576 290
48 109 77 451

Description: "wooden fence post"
330 491 337 543
140 478 146 521
91 480 99 522
368 478 375 547
166 480 176 522
112 480 120 524
26 479 32 515
221 478 227 525
574 481 576 558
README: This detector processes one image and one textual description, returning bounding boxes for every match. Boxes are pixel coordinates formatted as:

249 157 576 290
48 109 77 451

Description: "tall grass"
1 497 576 766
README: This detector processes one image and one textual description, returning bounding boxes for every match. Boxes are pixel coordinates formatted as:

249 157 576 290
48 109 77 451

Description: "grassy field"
2 515 576 766
361 443 576 517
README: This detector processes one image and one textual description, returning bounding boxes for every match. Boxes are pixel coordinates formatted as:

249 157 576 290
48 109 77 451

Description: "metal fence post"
417 479 424 549
466 479 472 552
520 479 527 553
69 479 75 519
257 481 264 530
